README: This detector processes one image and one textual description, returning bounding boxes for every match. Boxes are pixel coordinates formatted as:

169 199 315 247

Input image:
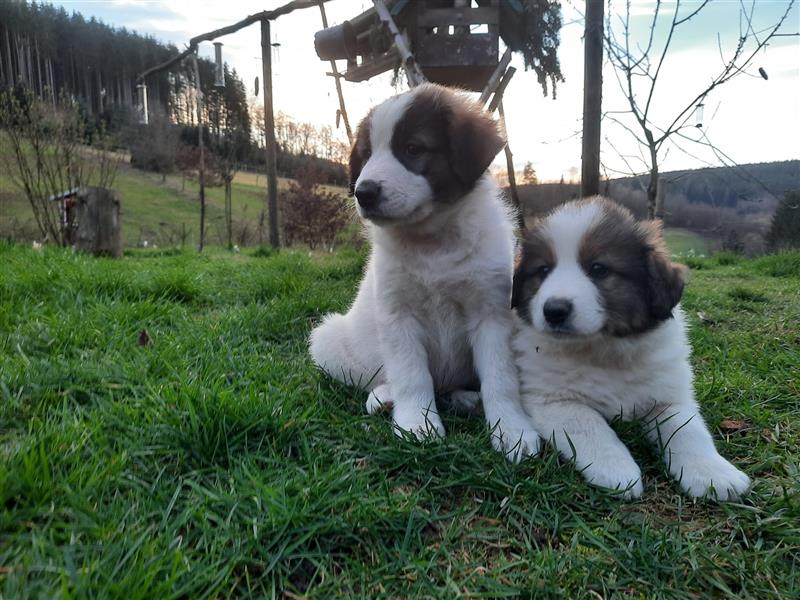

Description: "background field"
1 243 798 598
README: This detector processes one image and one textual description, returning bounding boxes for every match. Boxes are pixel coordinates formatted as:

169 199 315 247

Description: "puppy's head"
512 198 688 338
348 83 505 226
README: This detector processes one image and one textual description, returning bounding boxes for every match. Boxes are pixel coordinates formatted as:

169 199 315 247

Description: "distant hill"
611 160 800 208
518 159 799 217
515 160 799 254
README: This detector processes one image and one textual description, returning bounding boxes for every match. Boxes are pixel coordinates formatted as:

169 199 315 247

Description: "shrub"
282 166 353 250
766 191 800 251
753 251 800 278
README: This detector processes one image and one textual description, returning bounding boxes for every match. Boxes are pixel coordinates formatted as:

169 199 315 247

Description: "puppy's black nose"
543 298 573 325
354 180 381 210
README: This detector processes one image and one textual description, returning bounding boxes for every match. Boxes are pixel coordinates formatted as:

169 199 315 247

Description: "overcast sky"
52 0 799 181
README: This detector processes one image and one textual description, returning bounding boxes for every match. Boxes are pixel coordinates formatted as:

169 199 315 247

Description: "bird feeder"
213 42 225 88
695 102 705 128
314 0 504 91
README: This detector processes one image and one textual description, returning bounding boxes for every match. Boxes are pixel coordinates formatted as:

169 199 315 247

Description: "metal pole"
192 51 207 252
261 19 280 248
581 0 604 198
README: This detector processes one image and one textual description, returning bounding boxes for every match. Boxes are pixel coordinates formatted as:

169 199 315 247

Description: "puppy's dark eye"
536 265 551 278
406 143 424 157
589 262 609 278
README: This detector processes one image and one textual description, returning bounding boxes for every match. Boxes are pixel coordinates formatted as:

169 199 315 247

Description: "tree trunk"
74 187 123 257
646 130 659 219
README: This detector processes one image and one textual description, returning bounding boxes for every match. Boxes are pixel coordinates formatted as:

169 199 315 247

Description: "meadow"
1 161 714 257
1 243 798 598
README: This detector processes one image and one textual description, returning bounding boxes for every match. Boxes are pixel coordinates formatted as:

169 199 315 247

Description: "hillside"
0 161 349 248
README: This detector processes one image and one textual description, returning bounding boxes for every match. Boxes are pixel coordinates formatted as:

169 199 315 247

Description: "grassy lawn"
1 244 798 598
0 162 348 248
663 228 712 257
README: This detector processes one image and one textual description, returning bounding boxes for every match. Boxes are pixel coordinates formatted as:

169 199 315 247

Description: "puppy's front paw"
582 458 644 500
365 384 393 415
392 405 445 440
675 455 750 501
491 420 541 463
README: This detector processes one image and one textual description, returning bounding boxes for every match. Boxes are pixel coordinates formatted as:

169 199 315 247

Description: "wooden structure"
73 187 123 258
315 0 511 91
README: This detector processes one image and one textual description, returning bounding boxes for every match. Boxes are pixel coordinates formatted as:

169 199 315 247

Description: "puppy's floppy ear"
643 221 688 319
448 102 506 186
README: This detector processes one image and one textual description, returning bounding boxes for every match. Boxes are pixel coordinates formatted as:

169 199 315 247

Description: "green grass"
663 227 712 257
1 244 798 598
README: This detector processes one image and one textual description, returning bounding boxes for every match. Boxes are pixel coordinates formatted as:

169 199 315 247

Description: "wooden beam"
261 19 280 248
580 0 604 198
137 0 331 82
498 101 525 232
373 0 427 87
318 0 353 145
487 66 515 113
478 48 512 106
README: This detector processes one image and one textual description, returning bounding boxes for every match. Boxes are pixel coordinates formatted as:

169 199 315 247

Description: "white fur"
514 203 750 499
531 202 606 335
310 91 539 462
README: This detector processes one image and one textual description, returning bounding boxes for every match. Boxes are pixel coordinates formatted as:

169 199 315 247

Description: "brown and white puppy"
512 197 750 499
309 83 540 462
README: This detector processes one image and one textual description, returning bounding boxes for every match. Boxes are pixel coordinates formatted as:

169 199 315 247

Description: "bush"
753 251 800 278
282 167 353 250
766 191 800 251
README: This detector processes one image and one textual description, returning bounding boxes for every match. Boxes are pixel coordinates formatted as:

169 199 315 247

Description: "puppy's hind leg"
645 404 750 501
309 313 383 389
531 401 644 499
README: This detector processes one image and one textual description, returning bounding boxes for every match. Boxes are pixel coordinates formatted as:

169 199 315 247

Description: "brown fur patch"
577 199 687 336
391 85 505 201
512 223 556 323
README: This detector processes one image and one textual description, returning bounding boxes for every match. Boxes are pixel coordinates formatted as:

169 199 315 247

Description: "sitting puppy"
309 83 539 462
512 198 750 499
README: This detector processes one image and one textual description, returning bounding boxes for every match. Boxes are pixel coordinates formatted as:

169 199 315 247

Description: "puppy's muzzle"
543 297 573 327
354 180 382 211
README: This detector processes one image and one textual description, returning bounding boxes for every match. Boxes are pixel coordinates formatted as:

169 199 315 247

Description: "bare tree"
604 0 795 218
0 88 117 245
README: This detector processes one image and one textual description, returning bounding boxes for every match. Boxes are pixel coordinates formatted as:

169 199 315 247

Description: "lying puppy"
512 198 750 499
309 83 539 462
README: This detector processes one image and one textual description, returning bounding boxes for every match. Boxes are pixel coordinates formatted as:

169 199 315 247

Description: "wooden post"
74 187 122 257
498 101 525 232
655 177 666 221
261 19 280 248
191 51 207 252
581 0 604 198
319 0 353 145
